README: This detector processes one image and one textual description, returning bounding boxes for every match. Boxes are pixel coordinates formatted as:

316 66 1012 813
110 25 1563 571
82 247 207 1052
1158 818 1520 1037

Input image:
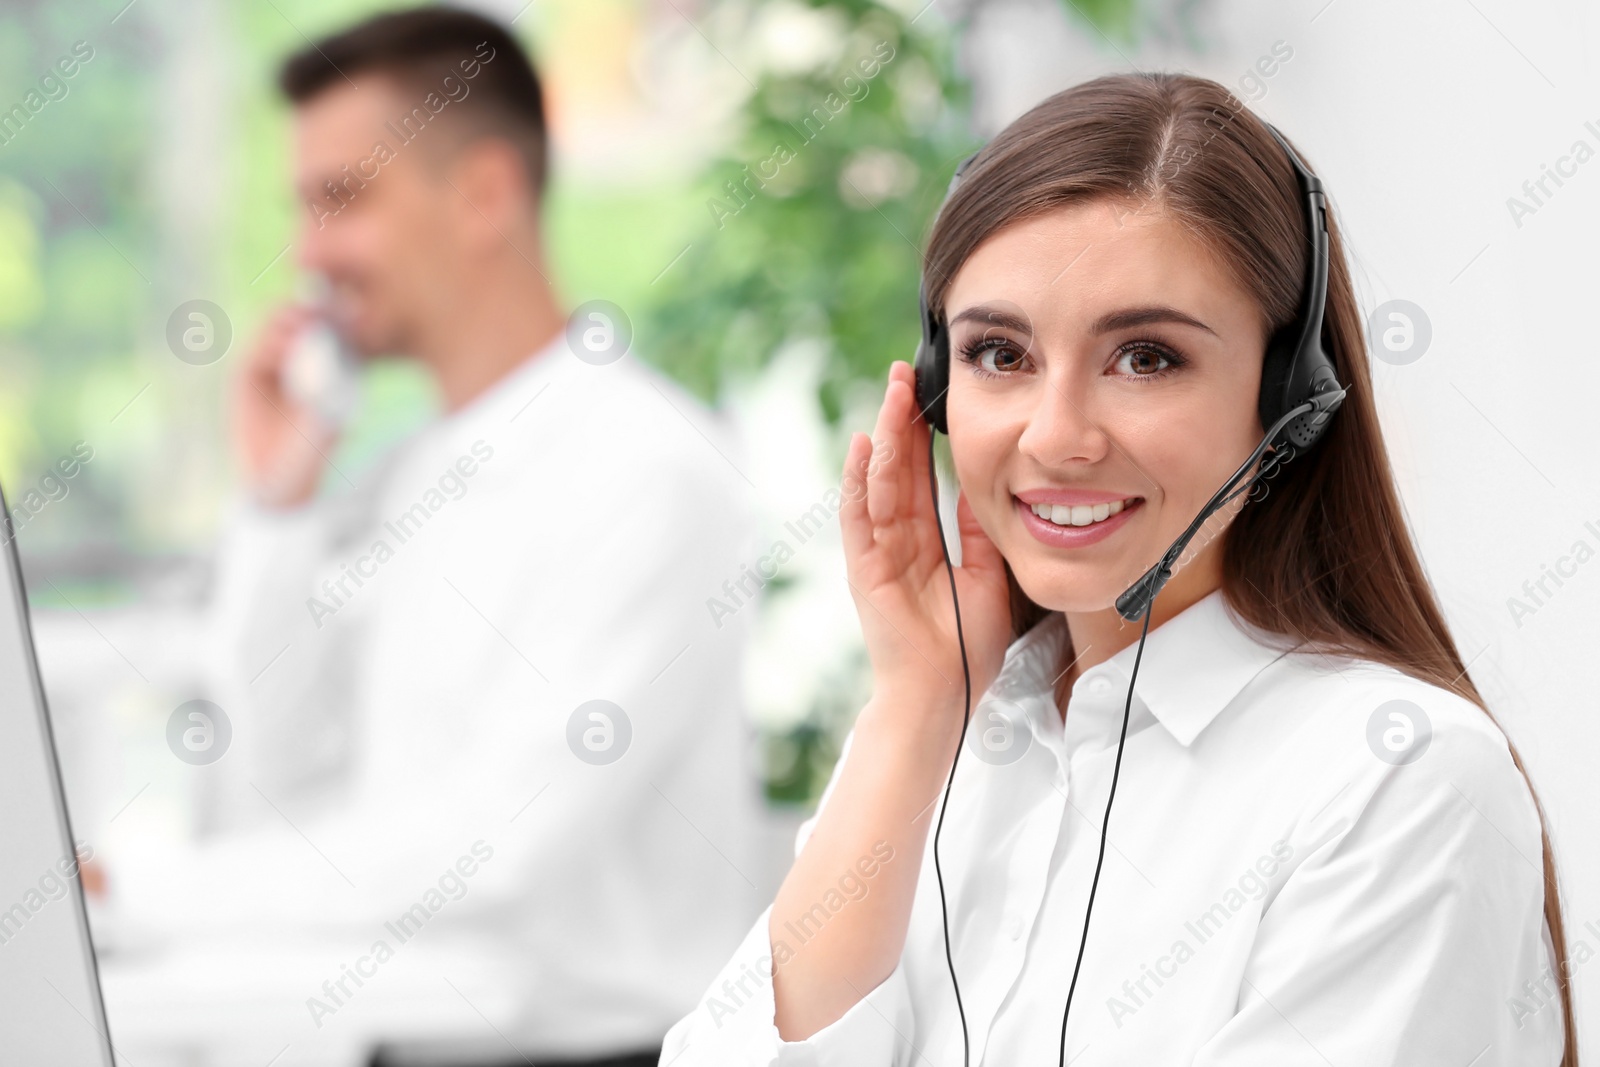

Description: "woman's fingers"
890 361 928 525
903 384 940 546
841 361 933 602
839 431 875 565
866 366 912 528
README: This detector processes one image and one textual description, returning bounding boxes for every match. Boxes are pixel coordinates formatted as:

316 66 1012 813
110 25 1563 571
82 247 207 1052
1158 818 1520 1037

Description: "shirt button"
1007 914 1025 941
1088 675 1112 694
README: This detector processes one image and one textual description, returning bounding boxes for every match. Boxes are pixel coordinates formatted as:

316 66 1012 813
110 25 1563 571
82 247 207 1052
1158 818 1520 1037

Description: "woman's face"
944 197 1270 614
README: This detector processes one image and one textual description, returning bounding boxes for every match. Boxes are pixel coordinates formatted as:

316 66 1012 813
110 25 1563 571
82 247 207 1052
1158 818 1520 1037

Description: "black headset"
909 121 1347 1067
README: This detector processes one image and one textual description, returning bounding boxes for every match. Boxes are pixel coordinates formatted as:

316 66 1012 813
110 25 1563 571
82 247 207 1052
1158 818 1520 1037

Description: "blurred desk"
99 934 525 1067
35 593 807 1065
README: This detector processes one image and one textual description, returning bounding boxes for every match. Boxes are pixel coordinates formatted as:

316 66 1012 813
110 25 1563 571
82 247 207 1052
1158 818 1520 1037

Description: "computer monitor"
0 481 116 1063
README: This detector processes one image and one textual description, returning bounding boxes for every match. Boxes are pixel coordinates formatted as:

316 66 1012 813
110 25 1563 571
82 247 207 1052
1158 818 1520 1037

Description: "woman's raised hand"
839 360 1015 742
766 361 1015 1039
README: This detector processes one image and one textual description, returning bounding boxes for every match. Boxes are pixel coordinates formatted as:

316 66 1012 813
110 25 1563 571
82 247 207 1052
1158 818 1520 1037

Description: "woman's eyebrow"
946 303 1217 337
1089 305 1216 336
947 305 1034 335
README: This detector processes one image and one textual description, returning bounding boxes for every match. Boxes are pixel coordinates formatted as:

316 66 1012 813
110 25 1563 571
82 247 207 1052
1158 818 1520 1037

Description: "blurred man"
106 8 764 1066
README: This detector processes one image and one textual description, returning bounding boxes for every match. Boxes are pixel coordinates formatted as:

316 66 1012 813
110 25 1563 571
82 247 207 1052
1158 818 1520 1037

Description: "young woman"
661 72 1575 1065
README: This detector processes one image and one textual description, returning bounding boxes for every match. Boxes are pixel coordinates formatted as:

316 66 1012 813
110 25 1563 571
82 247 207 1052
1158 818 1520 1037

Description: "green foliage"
0 6 157 573
1058 0 1142 44
0 6 151 438
640 0 977 425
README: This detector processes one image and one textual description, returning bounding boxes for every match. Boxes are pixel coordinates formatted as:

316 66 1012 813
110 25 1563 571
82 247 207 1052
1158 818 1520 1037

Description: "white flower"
753 1 850 76
838 147 920 208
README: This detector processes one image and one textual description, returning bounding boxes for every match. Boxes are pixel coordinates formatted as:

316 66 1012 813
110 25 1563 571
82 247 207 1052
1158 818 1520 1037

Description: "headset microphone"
910 121 1346 1067
1114 123 1345 622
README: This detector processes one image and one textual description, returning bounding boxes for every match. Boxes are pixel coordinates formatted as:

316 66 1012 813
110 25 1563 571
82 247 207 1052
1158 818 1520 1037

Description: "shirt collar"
435 328 570 433
998 588 1302 748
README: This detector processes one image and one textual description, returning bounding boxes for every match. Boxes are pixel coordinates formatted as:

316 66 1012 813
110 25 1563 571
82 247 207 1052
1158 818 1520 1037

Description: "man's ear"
447 137 537 252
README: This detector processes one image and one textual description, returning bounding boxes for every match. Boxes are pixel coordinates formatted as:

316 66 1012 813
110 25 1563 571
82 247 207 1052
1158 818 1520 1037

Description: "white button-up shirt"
662 587 1564 1065
105 334 768 1059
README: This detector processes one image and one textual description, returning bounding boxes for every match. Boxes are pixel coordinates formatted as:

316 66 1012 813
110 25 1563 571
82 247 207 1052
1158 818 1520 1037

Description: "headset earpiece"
1257 122 1346 453
913 279 949 434
913 152 982 437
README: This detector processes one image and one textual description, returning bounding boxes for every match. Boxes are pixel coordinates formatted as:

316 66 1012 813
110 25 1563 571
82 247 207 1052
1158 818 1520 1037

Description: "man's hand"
232 305 341 508
78 855 106 901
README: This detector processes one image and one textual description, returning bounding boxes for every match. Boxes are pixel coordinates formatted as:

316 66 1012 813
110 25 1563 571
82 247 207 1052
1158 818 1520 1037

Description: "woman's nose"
1015 372 1112 468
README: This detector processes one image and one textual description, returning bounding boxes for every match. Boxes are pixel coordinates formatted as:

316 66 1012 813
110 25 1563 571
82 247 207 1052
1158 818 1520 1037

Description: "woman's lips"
1015 495 1143 548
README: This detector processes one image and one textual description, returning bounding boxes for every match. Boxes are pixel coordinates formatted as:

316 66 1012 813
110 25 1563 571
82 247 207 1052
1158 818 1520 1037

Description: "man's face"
290 77 462 357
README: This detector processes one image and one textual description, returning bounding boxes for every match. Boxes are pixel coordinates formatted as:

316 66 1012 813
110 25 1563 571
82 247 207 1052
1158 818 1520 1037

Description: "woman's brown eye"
1119 346 1171 375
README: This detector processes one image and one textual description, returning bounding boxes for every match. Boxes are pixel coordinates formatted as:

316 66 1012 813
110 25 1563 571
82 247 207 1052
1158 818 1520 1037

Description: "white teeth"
1031 498 1133 527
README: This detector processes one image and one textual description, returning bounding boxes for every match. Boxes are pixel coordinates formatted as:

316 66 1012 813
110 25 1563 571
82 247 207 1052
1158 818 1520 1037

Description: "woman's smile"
1014 492 1145 547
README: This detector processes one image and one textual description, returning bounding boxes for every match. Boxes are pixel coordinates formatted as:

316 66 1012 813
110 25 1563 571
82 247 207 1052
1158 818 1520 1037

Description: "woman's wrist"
853 687 970 794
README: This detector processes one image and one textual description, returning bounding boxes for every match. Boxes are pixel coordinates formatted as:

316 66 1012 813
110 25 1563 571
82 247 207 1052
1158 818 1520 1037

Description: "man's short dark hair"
279 6 548 195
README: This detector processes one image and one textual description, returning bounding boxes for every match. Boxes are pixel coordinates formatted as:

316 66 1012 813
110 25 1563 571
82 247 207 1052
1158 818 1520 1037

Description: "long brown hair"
923 72 1576 1061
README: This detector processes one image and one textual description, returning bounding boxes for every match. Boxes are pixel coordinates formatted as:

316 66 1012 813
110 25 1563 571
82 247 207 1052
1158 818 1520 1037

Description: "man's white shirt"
112 333 768 1057
662 587 1565 1066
